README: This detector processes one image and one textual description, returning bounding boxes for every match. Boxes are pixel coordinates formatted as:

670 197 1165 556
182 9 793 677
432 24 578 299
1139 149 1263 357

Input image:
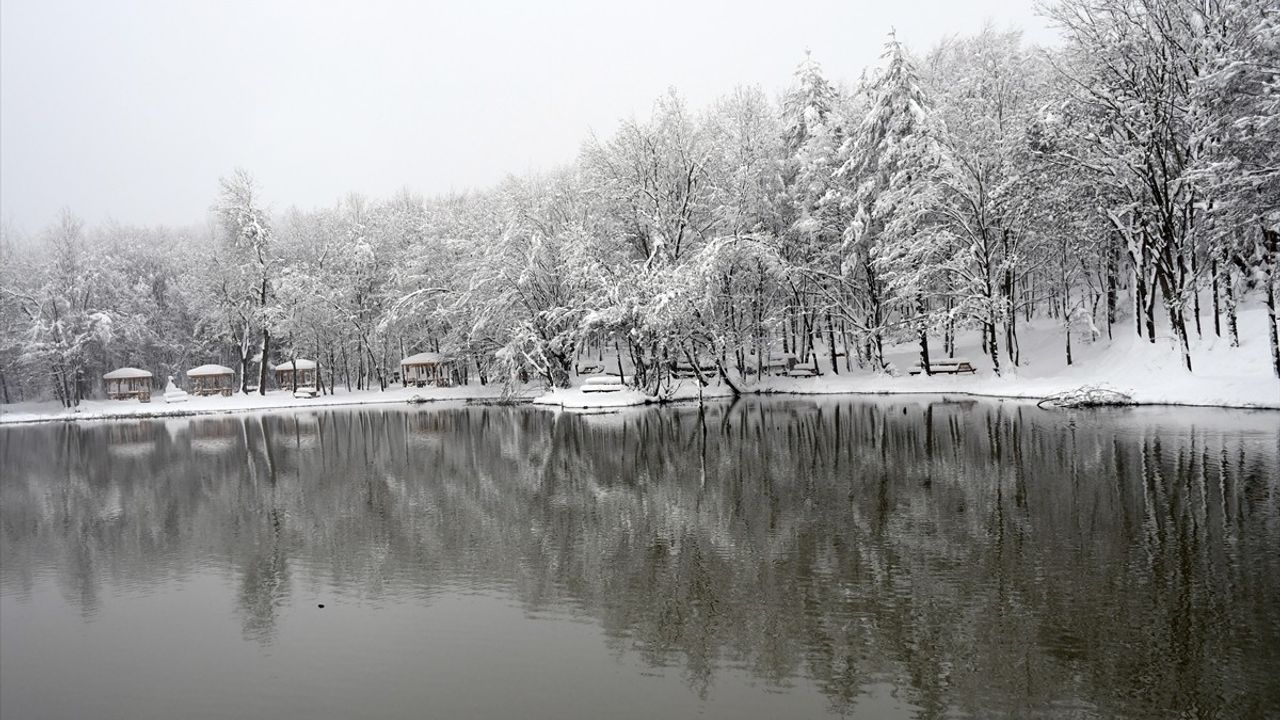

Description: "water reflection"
1 399 1278 718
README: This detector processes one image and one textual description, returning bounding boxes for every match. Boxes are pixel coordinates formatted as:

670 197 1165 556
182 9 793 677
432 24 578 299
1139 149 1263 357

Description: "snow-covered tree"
834 33 950 372
214 169 276 393
4 13 1275 405
780 53 854 372
583 90 716 266
1190 0 1280 375
1043 0 1212 371
926 28 1050 372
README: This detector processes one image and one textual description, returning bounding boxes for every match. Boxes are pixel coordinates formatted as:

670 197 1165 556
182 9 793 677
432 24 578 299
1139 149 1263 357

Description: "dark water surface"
2 398 1278 719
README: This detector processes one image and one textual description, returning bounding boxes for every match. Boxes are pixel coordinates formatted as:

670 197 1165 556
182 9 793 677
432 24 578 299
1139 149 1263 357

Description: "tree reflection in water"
1 399 1277 718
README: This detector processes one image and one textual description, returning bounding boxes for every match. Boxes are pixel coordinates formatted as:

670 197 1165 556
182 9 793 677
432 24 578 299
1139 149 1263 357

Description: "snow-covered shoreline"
4 307 1277 426
3 373 1274 428
0 385 520 426
745 384 1278 411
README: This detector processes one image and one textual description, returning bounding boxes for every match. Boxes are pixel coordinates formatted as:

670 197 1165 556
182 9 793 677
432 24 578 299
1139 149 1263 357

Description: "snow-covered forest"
1 0 1277 408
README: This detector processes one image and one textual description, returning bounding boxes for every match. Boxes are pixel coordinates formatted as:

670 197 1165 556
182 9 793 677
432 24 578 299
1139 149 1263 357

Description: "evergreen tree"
835 33 949 372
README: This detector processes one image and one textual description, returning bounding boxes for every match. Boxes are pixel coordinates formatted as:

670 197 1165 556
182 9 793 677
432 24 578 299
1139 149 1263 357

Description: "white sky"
0 0 1059 230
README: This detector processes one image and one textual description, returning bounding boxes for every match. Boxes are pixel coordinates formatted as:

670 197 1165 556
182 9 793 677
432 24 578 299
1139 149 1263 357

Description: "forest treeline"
1 0 1277 407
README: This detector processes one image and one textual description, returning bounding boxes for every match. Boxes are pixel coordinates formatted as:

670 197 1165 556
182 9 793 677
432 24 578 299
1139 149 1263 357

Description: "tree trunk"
1002 242 1018 366
1106 240 1118 338
1268 275 1278 380
1211 258 1222 337
1265 229 1280 379
239 347 250 394
257 275 271 395
1224 268 1239 347
1145 280 1158 344
258 329 270 396
1135 269 1147 340
988 320 1002 376
944 297 955 357
1158 274 1193 372
841 321 852 372
1010 322 1021 366
327 347 336 395
1191 250 1202 338
342 344 352 391
826 312 839 375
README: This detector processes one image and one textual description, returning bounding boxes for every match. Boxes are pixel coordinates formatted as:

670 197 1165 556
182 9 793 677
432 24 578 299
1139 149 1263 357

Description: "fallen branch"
1038 385 1135 409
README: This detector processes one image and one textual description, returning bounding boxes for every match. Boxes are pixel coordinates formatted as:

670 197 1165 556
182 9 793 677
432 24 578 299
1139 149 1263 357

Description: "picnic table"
762 353 798 375
909 359 978 375
671 359 718 378
786 362 818 378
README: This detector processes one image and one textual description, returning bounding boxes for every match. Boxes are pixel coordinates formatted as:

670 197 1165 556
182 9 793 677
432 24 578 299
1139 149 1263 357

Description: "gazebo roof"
187 364 235 377
103 367 153 380
401 352 453 366
274 359 316 371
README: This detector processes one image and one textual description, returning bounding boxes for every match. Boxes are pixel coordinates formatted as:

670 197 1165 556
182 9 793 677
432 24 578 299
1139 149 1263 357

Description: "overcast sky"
0 0 1059 230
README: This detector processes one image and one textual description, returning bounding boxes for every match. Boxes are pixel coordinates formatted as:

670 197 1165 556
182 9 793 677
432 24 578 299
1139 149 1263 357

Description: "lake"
2 398 1278 719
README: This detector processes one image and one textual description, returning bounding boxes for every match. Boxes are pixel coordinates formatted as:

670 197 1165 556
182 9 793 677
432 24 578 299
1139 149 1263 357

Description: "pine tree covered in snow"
834 34 949 372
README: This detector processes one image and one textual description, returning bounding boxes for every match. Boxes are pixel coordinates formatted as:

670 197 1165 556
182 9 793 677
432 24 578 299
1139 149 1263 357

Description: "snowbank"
531 387 656 409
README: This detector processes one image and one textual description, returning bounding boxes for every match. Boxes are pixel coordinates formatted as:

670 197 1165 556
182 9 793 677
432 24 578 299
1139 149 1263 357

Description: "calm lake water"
2 398 1278 719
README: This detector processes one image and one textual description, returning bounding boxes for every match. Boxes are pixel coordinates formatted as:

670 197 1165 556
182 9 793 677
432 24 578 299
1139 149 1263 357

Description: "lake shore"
0 385 518 426
4 307 1277 426
4 365 1276 427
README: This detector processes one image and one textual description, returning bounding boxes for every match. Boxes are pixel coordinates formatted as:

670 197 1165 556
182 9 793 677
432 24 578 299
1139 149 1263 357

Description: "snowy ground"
4 307 1277 425
0 383 517 426
741 306 1280 410
566 305 1279 411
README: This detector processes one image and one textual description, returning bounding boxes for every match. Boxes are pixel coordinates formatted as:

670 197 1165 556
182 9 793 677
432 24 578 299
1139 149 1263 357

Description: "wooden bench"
786 363 818 378
671 360 717 379
909 359 978 375
575 362 605 375
762 353 798 376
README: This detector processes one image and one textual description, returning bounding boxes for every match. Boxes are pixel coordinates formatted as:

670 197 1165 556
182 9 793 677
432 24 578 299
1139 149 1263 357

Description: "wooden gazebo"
401 352 455 387
274 359 317 390
186 364 236 396
103 367 154 402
